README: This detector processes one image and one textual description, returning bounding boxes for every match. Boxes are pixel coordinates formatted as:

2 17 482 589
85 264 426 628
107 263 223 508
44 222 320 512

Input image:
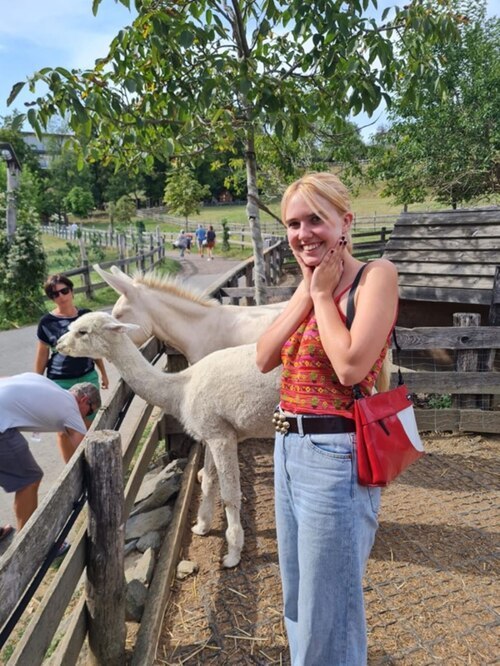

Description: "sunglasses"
51 287 71 298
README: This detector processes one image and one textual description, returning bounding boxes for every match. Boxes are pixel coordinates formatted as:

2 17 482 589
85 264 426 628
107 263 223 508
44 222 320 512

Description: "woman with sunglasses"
34 274 109 460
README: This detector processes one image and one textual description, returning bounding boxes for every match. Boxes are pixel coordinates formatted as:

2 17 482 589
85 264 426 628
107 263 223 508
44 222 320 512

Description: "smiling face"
284 192 351 267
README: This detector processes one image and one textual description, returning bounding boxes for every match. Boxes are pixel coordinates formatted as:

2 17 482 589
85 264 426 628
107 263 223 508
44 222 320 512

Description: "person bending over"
0 373 100 533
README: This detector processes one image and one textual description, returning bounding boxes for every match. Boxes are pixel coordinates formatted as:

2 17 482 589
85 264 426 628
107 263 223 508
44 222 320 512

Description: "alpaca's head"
57 311 140 361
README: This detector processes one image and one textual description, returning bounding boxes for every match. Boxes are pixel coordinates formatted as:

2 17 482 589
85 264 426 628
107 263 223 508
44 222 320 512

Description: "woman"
256 172 398 665
34 274 109 460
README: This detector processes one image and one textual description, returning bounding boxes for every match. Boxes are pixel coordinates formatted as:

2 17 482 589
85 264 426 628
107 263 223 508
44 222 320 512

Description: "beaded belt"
272 411 355 435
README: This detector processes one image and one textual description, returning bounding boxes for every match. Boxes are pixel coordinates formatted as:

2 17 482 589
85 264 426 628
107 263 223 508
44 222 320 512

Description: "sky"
0 0 499 142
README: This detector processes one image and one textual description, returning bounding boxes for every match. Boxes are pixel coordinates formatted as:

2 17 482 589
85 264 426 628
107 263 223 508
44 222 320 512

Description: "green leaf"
178 30 195 48
124 78 137 92
55 67 73 79
11 113 25 131
27 108 42 138
7 81 26 106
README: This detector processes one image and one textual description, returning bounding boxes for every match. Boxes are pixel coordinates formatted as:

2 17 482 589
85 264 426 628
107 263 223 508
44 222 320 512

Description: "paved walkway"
0 253 244 533
155 432 499 665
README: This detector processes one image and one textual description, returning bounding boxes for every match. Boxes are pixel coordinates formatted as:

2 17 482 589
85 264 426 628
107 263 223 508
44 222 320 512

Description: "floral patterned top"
279 288 390 418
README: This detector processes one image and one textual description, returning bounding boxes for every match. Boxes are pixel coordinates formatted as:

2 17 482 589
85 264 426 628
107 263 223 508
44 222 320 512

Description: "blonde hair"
281 172 353 252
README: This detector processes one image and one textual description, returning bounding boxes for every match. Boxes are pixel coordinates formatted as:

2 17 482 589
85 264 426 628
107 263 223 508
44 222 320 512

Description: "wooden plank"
398 285 491 305
121 400 156 470
221 286 297 299
395 326 500 349
384 248 500 263
46 597 87 666
393 371 500 393
396 210 500 226
415 408 459 431
131 441 202 666
390 261 494 277
459 409 500 434
397 274 494 291
388 225 500 239
9 528 86 665
0 456 84 630
124 417 162 520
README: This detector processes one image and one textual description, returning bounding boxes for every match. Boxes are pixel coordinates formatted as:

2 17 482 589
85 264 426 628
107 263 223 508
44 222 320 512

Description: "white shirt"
0 373 86 435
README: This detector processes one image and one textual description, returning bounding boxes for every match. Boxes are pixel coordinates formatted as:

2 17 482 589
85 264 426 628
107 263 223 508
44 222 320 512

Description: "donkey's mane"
134 270 219 307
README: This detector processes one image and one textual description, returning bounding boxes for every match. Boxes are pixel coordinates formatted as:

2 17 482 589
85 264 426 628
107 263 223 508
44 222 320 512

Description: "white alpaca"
57 311 280 568
94 265 287 359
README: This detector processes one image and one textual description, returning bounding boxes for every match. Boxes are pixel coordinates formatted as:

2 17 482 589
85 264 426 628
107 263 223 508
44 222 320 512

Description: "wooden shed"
383 207 500 328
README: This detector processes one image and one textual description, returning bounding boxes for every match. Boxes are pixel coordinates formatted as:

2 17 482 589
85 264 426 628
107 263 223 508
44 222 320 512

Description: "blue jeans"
274 429 381 665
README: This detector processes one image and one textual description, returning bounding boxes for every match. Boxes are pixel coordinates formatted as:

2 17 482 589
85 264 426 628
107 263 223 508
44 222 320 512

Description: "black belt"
272 411 355 435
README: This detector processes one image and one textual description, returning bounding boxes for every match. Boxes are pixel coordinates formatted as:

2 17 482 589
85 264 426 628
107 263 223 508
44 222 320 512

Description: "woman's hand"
310 238 346 297
100 373 109 390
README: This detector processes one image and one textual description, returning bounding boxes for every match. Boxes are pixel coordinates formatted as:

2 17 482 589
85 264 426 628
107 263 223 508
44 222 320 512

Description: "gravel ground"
154 432 499 665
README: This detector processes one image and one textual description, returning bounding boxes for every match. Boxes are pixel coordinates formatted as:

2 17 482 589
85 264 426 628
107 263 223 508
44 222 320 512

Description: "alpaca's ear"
102 321 141 334
93 264 135 295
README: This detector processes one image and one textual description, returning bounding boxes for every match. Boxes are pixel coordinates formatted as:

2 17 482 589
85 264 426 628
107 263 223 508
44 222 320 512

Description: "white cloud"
0 0 132 67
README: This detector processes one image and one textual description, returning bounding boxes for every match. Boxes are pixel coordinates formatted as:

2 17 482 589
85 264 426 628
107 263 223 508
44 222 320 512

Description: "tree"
163 167 210 230
369 1 499 208
114 195 136 225
64 185 95 217
11 0 460 302
0 220 47 325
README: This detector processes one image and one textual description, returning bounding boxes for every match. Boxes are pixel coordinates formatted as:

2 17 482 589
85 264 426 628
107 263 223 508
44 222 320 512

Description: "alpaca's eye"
77 330 88 336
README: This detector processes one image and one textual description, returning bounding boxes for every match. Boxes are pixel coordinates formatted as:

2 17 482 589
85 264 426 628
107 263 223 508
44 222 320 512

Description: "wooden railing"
59 242 167 300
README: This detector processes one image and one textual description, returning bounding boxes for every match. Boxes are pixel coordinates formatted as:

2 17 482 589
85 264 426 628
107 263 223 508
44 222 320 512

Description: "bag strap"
345 263 368 331
345 263 403 397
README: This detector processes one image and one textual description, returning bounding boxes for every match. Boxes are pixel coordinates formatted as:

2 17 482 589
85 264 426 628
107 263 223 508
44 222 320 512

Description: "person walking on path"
206 225 216 260
256 172 398 665
195 224 207 257
34 274 108 462
0 373 100 534
176 230 189 258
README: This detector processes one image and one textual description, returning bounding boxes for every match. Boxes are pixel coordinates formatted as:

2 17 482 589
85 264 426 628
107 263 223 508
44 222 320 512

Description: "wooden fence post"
82 260 93 299
452 312 481 409
480 266 500 408
85 430 125 666
245 264 255 306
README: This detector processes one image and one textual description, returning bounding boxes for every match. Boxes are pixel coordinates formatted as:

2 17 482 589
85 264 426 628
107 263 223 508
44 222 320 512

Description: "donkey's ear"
110 265 134 282
93 264 135 295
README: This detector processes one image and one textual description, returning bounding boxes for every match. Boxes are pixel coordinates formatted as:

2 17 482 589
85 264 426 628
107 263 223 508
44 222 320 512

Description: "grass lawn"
75 180 465 238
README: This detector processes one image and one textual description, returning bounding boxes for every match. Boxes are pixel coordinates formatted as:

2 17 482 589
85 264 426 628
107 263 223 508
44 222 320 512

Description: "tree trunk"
245 129 267 305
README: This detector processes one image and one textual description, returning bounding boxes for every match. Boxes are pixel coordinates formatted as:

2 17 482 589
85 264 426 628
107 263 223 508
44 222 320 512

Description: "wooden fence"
1 252 499 665
43 219 393 255
59 241 167 300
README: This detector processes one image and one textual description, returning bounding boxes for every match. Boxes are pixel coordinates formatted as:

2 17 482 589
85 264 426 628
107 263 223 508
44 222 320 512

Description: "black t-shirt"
206 229 216 242
37 308 95 380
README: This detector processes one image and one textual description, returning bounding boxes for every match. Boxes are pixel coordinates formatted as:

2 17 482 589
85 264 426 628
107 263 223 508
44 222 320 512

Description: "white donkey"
58 312 280 568
94 265 287 360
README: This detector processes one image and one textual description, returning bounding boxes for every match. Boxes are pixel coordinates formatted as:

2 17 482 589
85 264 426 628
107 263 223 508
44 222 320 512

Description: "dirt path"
155 432 499 665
